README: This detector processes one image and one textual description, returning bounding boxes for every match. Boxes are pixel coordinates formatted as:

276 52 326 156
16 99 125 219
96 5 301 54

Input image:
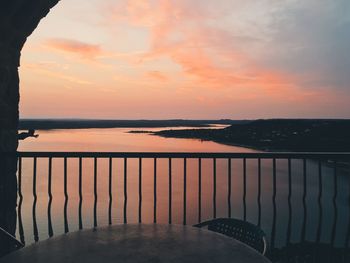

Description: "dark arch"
0 0 59 251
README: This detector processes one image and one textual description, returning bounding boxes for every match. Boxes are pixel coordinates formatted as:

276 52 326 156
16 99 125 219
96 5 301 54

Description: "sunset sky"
20 0 350 119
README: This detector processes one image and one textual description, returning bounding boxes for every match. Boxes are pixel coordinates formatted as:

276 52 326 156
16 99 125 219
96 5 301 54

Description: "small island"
128 130 153 134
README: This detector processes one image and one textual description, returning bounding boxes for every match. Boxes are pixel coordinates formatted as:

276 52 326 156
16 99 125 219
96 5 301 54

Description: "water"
17 127 350 250
18 126 248 152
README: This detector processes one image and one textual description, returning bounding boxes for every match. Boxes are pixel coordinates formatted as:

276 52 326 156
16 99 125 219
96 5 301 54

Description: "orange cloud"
44 38 103 59
145 71 168 82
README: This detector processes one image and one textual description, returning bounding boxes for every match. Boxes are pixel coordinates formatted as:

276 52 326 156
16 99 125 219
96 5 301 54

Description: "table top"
0 224 271 263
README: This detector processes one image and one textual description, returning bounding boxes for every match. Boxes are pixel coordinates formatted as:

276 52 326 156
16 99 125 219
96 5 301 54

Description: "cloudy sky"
20 0 350 119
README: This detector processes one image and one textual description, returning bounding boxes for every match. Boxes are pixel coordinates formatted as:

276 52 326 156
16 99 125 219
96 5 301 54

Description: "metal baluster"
213 158 216 219
184 158 187 225
124 158 127 224
331 161 338 245
32 157 39 242
64 157 69 233
243 158 247 221
316 160 323 243
108 157 113 225
301 159 307 242
154 158 157 224
198 158 202 223
18 157 25 244
139 158 142 224
271 158 277 249
228 158 232 218
48 157 53 237
286 158 292 245
169 158 172 224
78 157 83 230
257 158 261 227
346 163 350 248
93 157 97 227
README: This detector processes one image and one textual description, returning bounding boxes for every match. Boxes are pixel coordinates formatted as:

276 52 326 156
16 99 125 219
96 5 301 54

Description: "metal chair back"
194 218 267 255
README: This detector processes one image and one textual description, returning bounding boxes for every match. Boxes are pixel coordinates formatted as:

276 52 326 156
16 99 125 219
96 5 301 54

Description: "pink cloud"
145 71 168 82
107 0 297 93
44 38 103 59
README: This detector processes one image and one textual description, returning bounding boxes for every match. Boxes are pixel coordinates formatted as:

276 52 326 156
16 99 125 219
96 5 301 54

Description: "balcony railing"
11 152 350 261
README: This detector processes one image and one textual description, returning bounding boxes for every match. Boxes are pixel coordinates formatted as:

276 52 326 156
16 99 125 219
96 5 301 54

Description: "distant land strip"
153 119 350 152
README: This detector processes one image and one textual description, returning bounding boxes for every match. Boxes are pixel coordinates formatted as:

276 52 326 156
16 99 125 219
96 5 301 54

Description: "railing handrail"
12 151 350 159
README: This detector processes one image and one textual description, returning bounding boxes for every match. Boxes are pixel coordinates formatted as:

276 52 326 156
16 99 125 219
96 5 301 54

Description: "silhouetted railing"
13 152 350 261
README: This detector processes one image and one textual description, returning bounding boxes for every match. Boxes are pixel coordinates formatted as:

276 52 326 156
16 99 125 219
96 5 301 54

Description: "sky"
20 0 350 119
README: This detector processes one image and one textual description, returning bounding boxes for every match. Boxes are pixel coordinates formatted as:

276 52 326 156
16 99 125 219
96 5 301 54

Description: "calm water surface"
19 126 244 152
17 127 349 249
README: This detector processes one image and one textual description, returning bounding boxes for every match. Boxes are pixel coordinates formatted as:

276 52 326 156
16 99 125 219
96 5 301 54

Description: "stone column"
0 45 20 256
0 3 59 255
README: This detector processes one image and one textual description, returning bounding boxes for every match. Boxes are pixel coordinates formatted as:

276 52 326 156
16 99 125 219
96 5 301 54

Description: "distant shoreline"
152 119 350 152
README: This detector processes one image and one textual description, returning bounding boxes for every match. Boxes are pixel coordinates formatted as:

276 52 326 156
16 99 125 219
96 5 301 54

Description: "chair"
0 227 24 257
193 218 267 255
